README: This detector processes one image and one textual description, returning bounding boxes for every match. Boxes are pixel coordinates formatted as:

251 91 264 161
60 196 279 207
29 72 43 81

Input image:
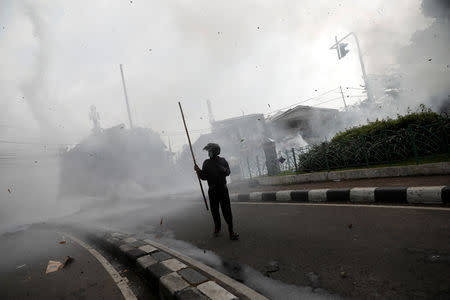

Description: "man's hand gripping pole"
178 102 209 211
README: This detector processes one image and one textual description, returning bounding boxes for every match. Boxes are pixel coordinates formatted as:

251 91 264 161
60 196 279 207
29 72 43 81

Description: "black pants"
208 186 233 233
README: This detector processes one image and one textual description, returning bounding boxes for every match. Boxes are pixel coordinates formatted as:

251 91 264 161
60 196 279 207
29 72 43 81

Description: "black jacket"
198 156 230 188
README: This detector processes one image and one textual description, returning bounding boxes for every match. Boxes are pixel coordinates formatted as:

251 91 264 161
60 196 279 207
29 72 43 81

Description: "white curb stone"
143 239 158 245
350 187 376 203
407 186 444 204
137 254 157 269
161 258 187 272
160 272 190 294
197 281 238 300
275 190 292 201
111 232 125 238
308 189 328 202
139 244 158 254
119 244 134 252
249 192 263 202
123 237 138 243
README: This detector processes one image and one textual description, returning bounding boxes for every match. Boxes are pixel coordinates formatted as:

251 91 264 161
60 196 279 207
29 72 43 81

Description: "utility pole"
167 136 173 166
206 99 215 125
89 105 101 133
339 86 348 110
119 64 134 128
330 32 373 103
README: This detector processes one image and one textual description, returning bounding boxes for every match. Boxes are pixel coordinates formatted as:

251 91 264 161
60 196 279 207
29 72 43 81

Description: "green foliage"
332 109 440 143
297 107 449 172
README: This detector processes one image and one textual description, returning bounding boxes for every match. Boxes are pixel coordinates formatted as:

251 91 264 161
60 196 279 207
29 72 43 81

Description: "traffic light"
338 42 349 59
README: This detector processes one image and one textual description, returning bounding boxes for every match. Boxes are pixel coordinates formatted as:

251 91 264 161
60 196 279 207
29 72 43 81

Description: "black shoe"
229 232 239 240
213 228 221 237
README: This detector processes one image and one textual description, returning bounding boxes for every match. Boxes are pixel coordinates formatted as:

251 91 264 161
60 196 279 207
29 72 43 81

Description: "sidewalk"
228 175 450 194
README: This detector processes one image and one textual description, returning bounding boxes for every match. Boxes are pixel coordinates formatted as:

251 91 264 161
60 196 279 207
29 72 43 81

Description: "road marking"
63 233 137 300
231 202 450 211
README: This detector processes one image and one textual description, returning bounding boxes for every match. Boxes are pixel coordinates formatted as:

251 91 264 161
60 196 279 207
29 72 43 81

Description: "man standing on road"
194 143 239 240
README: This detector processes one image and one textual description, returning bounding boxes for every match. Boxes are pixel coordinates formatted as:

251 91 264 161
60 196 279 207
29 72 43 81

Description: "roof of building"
268 105 338 122
213 113 264 126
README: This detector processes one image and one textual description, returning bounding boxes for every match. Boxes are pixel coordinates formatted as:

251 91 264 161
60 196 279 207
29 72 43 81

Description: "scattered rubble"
305 271 320 288
46 260 63 274
63 256 74 268
264 261 280 277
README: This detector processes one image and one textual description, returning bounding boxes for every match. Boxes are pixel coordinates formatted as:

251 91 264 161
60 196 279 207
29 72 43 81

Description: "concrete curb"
230 186 450 205
95 231 268 300
256 162 450 186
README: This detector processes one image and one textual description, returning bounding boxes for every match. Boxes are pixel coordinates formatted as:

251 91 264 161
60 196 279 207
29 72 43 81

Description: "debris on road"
160 218 163 225
46 260 63 274
264 261 280 277
16 264 26 269
427 254 450 263
59 240 66 244
8 188 12 193
62 256 74 268
45 256 74 273
306 272 320 288
340 271 347 278
348 224 353 229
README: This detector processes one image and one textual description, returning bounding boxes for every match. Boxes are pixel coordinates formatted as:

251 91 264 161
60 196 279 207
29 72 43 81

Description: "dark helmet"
203 143 221 156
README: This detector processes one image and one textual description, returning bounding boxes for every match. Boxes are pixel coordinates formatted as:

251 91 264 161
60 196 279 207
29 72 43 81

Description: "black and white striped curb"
230 186 450 204
97 232 267 300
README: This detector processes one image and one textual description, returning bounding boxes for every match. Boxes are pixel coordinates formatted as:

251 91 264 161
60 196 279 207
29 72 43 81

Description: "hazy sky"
0 0 432 150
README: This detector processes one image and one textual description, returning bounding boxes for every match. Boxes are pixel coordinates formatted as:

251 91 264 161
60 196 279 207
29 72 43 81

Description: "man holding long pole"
178 102 238 240
195 143 239 240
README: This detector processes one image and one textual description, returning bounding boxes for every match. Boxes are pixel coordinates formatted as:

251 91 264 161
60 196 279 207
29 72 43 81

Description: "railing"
276 117 450 174
239 150 268 179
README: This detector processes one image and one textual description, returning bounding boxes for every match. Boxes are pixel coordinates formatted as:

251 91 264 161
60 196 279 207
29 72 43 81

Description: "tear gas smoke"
0 0 448 249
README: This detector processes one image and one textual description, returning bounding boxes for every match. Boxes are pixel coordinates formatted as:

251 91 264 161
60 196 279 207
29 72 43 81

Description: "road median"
249 162 450 186
230 186 450 205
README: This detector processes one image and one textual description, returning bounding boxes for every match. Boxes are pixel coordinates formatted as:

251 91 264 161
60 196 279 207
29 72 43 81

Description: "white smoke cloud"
0 0 448 231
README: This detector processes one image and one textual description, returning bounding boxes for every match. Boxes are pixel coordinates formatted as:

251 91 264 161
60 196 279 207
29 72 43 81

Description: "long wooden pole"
178 102 209 211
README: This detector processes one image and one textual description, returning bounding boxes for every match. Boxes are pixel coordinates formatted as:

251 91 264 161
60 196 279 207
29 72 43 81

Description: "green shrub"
298 108 449 172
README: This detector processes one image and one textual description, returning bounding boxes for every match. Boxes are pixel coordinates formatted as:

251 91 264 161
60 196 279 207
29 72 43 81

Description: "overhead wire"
313 96 346 107
265 87 340 116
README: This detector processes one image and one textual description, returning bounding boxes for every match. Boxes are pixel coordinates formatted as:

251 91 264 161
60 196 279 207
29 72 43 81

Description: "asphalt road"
0 225 156 300
81 197 450 300
7 195 448 300
170 202 450 299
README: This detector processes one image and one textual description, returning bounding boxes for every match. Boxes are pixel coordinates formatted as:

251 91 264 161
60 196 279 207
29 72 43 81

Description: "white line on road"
230 202 450 211
63 233 137 300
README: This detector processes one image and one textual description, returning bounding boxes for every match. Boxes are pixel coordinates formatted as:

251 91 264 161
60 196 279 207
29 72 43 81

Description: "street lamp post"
330 32 373 103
